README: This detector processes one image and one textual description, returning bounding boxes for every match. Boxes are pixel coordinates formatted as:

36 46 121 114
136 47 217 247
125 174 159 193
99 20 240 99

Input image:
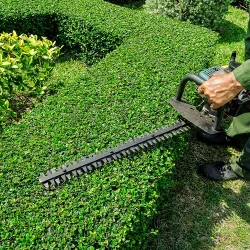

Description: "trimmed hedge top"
0 0 218 249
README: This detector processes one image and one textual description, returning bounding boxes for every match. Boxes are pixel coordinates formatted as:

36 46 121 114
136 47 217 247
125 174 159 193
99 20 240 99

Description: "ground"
149 134 250 249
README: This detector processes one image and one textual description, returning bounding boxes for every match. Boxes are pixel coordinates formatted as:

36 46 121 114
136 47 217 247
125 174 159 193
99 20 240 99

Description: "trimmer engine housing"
168 51 250 134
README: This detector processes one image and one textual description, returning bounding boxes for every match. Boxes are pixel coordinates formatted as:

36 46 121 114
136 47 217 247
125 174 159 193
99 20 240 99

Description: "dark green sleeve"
234 11 250 89
233 59 250 89
245 16 250 61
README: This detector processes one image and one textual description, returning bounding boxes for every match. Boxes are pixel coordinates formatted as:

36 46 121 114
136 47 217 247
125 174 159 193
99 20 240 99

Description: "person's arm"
233 59 250 89
198 14 250 109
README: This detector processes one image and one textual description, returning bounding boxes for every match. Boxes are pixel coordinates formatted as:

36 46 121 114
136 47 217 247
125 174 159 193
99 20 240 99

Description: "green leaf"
2 61 11 66
27 81 35 88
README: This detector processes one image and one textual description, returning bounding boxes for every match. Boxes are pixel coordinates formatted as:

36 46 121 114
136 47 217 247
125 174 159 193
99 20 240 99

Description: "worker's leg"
198 113 250 180
231 137 250 180
228 12 250 179
227 113 250 149
198 136 250 181
198 113 250 147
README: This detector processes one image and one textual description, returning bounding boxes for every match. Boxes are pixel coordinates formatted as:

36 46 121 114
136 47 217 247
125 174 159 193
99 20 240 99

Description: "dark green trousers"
227 114 250 180
227 15 250 180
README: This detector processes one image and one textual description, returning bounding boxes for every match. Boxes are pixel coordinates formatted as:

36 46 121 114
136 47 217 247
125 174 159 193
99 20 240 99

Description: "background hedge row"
0 0 218 248
144 0 232 29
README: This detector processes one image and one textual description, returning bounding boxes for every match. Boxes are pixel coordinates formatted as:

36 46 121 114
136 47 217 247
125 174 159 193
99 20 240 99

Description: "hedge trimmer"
39 51 250 188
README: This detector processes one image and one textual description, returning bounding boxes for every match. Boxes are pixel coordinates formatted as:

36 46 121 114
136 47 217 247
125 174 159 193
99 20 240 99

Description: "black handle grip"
214 107 224 131
176 74 205 101
175 73 224 132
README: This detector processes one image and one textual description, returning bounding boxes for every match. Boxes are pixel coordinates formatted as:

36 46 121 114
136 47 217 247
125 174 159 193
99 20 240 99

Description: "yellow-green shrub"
0 31 61 121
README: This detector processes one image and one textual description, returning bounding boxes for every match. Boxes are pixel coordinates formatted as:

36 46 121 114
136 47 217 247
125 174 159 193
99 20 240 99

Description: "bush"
57 16 123 65
0 0 218 248
0 1 124 66
144 0 232 29
0 31 61 121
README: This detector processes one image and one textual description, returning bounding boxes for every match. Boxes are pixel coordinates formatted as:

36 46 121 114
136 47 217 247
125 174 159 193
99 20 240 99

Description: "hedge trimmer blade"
39 120 190 188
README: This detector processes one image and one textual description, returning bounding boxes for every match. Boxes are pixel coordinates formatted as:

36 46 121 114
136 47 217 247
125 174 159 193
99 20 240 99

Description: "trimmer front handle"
176 74 224 133
176 74 204 101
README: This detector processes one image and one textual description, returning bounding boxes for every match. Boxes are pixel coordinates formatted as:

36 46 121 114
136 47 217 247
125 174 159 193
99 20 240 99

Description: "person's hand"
198 72 244 109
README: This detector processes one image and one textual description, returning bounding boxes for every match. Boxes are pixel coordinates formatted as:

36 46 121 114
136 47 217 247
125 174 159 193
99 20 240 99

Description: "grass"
148 6 250 250
148 135 250 249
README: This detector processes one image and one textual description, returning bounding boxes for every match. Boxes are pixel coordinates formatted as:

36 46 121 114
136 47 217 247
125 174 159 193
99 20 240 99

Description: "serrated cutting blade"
39 121 189 188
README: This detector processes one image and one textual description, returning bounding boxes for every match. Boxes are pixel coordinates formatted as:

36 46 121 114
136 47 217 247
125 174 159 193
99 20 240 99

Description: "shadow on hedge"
148 133 250 249
217 19 246 43
104 0 145 9
0 14 59 40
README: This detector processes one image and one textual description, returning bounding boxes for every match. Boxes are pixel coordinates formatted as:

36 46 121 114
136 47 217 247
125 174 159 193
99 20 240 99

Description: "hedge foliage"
0 31 61 121
145 0 232 29
0 0 218 248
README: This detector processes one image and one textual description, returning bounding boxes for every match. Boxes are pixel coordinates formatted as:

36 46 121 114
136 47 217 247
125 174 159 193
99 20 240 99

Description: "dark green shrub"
0 0 58 40
231 0 250 10
145 0 232 29
57 16 123 65
0 0 218 248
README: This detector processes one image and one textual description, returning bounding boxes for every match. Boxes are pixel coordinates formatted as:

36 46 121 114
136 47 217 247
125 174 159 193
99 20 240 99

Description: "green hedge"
0 0 218 248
